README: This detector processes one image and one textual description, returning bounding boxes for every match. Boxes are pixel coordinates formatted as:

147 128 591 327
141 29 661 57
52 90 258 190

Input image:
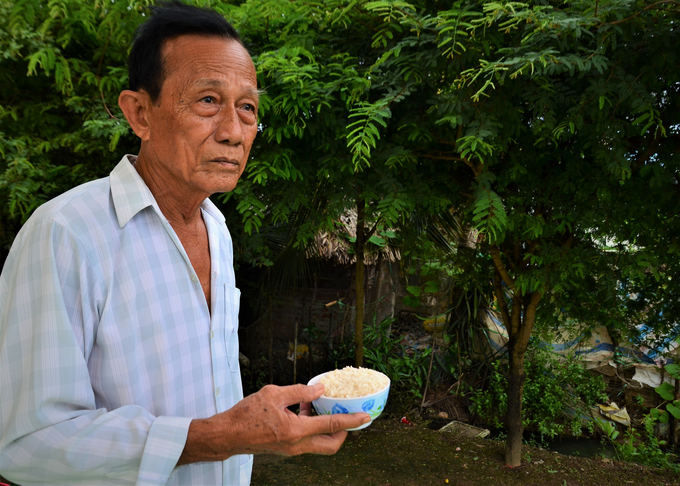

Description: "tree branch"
511 296 522 337
493 269 512 331
516 290 543 353
490 244 517 294
365 215 383 242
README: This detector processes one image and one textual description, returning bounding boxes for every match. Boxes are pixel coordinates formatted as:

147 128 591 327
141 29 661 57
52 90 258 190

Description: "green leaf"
664 364 680 379
656 382 675 401
368 235 386 246
423 280 439 293
666 403 680 420
406 286 422 297
631 112 650 126
403 295 420 307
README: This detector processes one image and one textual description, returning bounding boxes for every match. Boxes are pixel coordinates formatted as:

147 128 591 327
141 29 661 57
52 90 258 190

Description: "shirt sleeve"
0 217 191 486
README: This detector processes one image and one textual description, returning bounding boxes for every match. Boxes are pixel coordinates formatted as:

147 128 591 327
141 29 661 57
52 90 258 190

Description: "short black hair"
128 0 242 103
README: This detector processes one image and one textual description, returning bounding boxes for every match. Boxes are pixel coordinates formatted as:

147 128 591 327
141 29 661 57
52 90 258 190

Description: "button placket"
224 285 241 373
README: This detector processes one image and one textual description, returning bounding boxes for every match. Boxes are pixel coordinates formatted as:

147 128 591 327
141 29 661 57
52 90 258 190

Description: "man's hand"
177 383 370 465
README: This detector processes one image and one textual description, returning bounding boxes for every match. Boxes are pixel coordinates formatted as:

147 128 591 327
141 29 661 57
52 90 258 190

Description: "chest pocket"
224 285 241 373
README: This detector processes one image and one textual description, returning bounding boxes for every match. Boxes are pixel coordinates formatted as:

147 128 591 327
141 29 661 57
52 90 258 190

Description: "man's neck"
131 154 206 227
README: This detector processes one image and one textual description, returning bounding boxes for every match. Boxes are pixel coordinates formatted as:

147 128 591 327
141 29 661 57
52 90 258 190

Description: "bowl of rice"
308 366 390 431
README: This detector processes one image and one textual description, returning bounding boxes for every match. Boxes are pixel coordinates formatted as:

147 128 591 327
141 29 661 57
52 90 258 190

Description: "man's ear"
118 90 153 141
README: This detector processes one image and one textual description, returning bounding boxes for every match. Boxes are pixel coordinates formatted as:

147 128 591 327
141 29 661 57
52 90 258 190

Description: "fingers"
272 430 350 457
328 411 371 433
299 430 349 455
303 411 371 435
269 383 325 408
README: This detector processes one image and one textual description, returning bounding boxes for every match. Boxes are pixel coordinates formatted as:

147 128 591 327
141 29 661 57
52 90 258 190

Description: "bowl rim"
307 369 391 401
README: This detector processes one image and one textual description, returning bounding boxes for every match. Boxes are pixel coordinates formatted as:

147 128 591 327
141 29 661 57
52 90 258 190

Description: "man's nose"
215 108 243 145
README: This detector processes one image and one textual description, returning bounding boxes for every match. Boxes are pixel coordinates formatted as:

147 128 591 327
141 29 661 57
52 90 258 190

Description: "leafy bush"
471 345 608 438
597 410 680 472
363 315 431 402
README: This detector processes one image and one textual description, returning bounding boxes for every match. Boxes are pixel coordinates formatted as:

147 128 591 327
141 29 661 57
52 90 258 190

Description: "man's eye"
200 96 216 103
243 104 255 112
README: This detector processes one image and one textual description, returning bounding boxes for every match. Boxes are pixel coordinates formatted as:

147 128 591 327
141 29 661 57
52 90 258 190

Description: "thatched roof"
315 210 400 265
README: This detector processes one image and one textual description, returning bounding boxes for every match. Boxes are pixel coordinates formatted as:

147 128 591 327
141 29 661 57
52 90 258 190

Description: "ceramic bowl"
307 370 390 431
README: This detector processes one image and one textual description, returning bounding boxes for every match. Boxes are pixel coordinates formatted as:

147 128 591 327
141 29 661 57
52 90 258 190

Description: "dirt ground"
251 419 680 486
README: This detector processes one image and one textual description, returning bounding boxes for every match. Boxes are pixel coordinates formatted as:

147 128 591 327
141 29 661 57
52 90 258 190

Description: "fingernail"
363 416 371 423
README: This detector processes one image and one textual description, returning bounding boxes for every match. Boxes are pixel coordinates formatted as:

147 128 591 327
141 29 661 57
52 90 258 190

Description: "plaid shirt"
0 156 252 485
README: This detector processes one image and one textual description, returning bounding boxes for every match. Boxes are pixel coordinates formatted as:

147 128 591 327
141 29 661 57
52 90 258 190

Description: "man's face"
142 35 259 198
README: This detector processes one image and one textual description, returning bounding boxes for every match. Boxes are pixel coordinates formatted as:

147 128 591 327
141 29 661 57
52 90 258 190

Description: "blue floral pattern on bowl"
361 399 374 412
332 403 350 414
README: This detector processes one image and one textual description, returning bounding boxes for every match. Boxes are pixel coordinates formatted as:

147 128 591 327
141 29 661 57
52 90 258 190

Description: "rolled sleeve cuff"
136 416 192 486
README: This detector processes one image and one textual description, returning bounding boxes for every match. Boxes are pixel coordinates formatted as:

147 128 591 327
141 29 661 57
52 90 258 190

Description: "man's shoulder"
27 176 113 234
5 176 116 273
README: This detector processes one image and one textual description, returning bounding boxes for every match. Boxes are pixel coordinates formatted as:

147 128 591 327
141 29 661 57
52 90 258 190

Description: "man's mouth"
211 158 240 168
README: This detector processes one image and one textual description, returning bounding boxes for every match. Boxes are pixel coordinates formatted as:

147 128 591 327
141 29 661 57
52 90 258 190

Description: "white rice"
319 366 389 398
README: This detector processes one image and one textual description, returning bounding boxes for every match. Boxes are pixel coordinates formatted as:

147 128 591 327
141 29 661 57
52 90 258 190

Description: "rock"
438 421 490 438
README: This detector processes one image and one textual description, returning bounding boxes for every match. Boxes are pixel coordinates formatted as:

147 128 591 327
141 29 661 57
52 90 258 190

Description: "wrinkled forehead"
159 35 256 89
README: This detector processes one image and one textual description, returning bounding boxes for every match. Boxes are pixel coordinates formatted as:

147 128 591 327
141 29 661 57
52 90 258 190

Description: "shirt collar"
110 154 226 228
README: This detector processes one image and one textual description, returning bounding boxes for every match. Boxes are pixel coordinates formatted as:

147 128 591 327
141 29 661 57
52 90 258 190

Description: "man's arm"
178 384 369 465
0 218 189 486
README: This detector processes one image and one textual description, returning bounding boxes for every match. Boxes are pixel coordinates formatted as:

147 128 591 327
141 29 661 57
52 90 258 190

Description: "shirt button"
216 387 220 396
210 330 214 339
212 271 217 280
190 275 198 283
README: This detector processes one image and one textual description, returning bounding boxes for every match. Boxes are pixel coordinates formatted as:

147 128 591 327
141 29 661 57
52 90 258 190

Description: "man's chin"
204 181 239 196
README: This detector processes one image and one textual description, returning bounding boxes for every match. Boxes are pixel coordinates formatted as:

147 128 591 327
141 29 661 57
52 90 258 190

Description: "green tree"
342 0 680 467
0 0 147 266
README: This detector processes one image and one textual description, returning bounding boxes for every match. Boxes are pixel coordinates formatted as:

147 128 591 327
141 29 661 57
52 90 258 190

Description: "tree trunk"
502 292 541 467
488 239 552 467
505 332 527 467
673 375 680 450
355 191 366 367
491 252 542 468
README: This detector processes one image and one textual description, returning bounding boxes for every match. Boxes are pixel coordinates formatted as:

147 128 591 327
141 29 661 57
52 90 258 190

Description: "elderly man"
0 2 368 485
